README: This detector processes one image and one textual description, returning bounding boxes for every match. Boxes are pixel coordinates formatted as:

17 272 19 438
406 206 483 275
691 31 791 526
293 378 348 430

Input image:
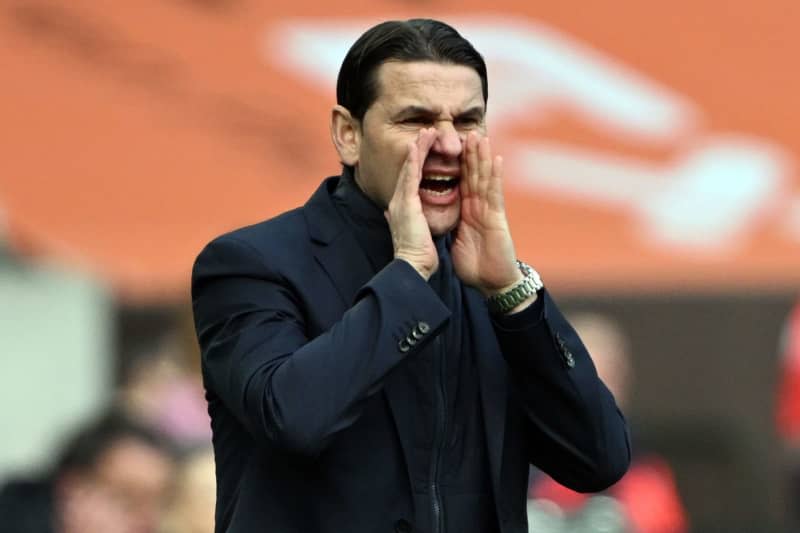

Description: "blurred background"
1 0 799 531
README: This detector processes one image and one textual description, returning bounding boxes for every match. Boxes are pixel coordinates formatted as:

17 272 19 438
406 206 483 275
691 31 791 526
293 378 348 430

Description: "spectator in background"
159 446 216 533
117 310 211 450
528 313 687 533
775 299 800 525
0 409 175 533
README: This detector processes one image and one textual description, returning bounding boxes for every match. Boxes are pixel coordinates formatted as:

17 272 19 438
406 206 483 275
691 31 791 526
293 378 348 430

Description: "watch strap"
486 260 543 315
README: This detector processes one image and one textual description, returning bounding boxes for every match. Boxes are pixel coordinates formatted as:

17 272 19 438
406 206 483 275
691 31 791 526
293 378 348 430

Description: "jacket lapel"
302 177 417 484
302 177 374 309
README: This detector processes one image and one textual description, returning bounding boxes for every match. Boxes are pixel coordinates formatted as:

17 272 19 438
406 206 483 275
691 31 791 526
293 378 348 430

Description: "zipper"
430 336 447 533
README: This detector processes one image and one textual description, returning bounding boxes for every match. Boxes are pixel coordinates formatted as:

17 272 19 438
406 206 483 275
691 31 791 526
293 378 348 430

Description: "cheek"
371 141 412 189
357 124 421 200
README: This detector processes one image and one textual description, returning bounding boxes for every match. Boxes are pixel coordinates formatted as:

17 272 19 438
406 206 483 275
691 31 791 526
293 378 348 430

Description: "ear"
330 105 361 167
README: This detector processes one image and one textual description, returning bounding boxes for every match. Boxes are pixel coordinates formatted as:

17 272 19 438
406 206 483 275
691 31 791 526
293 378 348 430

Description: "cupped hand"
385 128 439 280
451 132 522 296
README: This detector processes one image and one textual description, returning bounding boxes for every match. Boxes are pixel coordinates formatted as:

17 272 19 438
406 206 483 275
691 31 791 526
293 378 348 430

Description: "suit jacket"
191 176 630 533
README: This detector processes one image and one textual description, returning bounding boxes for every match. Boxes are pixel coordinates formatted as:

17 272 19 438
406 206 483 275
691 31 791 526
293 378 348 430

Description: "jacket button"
394 519 413 533
555 332 566 348
417 321 430 334
406 335 417 346
398 339 411 353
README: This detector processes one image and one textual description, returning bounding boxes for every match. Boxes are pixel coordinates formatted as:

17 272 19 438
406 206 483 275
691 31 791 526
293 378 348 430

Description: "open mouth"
420 175 461 196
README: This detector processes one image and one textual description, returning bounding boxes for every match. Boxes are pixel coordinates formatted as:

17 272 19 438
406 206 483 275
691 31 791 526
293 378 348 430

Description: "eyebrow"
392 105 485 121
456 106 486 120
392 106 438 120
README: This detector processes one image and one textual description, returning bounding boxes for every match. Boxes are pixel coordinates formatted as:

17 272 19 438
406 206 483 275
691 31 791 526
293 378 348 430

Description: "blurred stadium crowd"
2 290 799 532
0 307 215 533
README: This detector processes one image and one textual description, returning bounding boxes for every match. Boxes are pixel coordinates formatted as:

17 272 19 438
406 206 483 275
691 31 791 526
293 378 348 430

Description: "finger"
393 128 437 208
493 154 504 181
477 137 491 199
416 127 437 173
408 128 436 194
404 140 421 198
465 131 480 194
459 133 471 196
406 128 437 198
393 140 419 202
478 136 493 180
489 154 505 210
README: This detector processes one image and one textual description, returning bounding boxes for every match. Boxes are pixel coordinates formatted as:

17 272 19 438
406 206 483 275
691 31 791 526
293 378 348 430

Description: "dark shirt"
332 174 499 533
0 477 56 533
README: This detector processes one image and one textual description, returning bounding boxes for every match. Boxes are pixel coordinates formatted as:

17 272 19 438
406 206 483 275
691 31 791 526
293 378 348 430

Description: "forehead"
96 438 172 485
372 61 484 111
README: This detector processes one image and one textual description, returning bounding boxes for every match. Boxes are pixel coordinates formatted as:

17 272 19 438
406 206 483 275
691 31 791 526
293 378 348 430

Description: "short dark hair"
336 18 488 122
54 409 173 476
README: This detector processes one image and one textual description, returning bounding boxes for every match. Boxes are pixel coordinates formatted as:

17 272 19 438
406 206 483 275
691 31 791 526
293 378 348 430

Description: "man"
0 410 174 533
192 18 630 533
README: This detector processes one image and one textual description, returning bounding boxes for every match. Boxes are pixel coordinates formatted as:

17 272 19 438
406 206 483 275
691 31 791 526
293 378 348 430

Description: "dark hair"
54 409 173 476
336 18 488 122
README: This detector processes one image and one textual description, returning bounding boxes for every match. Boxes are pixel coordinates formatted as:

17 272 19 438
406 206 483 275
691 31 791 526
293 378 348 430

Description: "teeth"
423 189 454 196
423 174 457 181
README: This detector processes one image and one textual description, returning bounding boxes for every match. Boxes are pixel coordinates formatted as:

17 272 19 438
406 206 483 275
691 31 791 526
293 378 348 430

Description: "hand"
452 132 523 297
385 128 439 280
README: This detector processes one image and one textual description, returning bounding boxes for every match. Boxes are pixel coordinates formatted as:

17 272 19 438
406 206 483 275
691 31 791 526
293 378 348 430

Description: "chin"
424 209 460 237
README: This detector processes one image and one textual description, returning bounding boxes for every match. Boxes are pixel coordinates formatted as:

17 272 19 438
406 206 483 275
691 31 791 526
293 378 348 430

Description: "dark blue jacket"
191 177 630 533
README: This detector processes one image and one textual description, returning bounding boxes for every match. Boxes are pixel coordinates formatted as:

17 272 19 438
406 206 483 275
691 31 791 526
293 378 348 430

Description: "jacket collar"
301 176 375 309
303 176 346 246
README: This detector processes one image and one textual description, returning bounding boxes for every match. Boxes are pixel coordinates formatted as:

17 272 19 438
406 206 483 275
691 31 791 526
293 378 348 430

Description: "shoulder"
220 207 308 253
191 176 343 285
192 208 308 276
196 176 340 264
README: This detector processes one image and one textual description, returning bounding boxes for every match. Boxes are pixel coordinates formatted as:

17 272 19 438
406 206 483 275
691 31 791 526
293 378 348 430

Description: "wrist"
480 270 525 299
486 261 543 315
395 255 436 281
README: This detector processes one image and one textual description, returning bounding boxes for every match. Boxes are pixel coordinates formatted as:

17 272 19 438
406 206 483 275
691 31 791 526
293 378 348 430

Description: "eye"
401 116 431 126
455 116 481 128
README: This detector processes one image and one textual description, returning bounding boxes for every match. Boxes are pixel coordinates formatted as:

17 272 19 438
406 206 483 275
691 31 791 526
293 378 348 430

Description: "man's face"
355 61 486 236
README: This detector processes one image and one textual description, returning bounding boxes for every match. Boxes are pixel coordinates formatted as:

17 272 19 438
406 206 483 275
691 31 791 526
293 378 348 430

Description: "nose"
430 121 463 158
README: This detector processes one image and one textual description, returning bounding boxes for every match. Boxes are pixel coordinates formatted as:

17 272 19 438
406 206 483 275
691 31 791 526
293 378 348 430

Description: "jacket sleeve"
492 289 631 492
191 235 451 457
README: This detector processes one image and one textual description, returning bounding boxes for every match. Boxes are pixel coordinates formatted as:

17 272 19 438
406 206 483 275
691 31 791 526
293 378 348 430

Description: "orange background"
1 0 798 302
